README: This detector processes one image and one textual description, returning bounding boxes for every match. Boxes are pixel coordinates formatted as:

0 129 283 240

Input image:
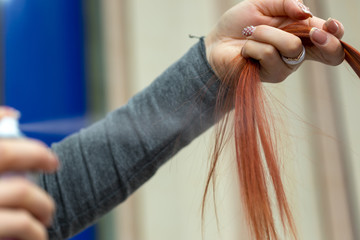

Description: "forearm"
40 39 221 239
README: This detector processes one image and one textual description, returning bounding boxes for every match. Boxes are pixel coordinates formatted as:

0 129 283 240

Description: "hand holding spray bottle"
0 107 57 240
0 107 38 182
0 107 31 240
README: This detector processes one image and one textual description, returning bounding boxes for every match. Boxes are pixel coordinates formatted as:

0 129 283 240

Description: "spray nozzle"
0 107 22 138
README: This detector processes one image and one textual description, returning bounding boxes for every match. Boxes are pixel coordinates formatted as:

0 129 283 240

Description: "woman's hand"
205 0 345 83
0 107 59 240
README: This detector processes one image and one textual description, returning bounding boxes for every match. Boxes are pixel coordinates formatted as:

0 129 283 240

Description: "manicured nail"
296 1 313 17
310 27 328 45
325 18 339 34
242 26 255 37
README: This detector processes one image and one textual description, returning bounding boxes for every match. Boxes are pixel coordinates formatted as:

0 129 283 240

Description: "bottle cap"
0 117 22 138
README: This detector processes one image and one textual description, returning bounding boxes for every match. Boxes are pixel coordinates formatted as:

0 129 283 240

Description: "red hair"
203 22 360 240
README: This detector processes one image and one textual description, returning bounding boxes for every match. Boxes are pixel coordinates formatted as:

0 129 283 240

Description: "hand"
205 0 345 83
0 107 59 240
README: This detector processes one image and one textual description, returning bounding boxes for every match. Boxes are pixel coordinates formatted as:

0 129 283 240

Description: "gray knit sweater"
40 39 221 239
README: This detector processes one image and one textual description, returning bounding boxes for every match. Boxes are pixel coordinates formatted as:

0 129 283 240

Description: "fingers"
241 40 295 83
308 16 344 39
0 107 55 239
241 25 304 82
242 22 345 74
0 138 59 173
0 178 55 226
0 107 20 120
259 0 313 21
284 0 313 19
323 18 344 39
0 209 47 240
244 25 303 60
309 27 345 65
0 106 59 174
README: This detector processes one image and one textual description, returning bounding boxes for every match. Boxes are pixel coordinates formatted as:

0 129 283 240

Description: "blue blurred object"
1 0 96 239
3 0 87 122
71 226 97 240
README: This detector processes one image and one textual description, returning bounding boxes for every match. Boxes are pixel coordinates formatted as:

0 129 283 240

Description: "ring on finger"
281 45 306 65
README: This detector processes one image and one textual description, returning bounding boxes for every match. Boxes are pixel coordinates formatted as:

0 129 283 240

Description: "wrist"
204 32 221 78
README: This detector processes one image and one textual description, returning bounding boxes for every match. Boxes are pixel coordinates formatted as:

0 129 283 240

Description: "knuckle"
17 210 34 231
331 57 345 66
13 179 33 198
334 49 345 65
262 46 277 60
17 210 47 240
287 38 303 56
326 48 345 66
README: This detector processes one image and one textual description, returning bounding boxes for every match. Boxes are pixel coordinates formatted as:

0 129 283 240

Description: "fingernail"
310 27 328 45
0 106 21 119
296 1 313 17
242 26 255 37
325 18 339 34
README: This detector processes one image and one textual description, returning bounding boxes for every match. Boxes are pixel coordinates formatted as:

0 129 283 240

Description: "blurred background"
1 0 360 239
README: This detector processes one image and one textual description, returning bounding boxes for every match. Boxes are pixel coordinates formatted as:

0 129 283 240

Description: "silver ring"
281 45 306 65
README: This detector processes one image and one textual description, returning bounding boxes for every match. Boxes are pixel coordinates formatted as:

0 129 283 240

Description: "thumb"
260 0 313 21
283 0 313 20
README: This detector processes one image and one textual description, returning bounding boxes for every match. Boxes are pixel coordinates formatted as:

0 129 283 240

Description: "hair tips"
204 22 360 240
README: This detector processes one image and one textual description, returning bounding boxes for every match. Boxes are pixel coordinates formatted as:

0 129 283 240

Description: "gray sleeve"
40 39 221 239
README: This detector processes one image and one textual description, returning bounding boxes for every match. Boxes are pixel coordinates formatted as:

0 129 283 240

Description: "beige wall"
99 0 360 239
